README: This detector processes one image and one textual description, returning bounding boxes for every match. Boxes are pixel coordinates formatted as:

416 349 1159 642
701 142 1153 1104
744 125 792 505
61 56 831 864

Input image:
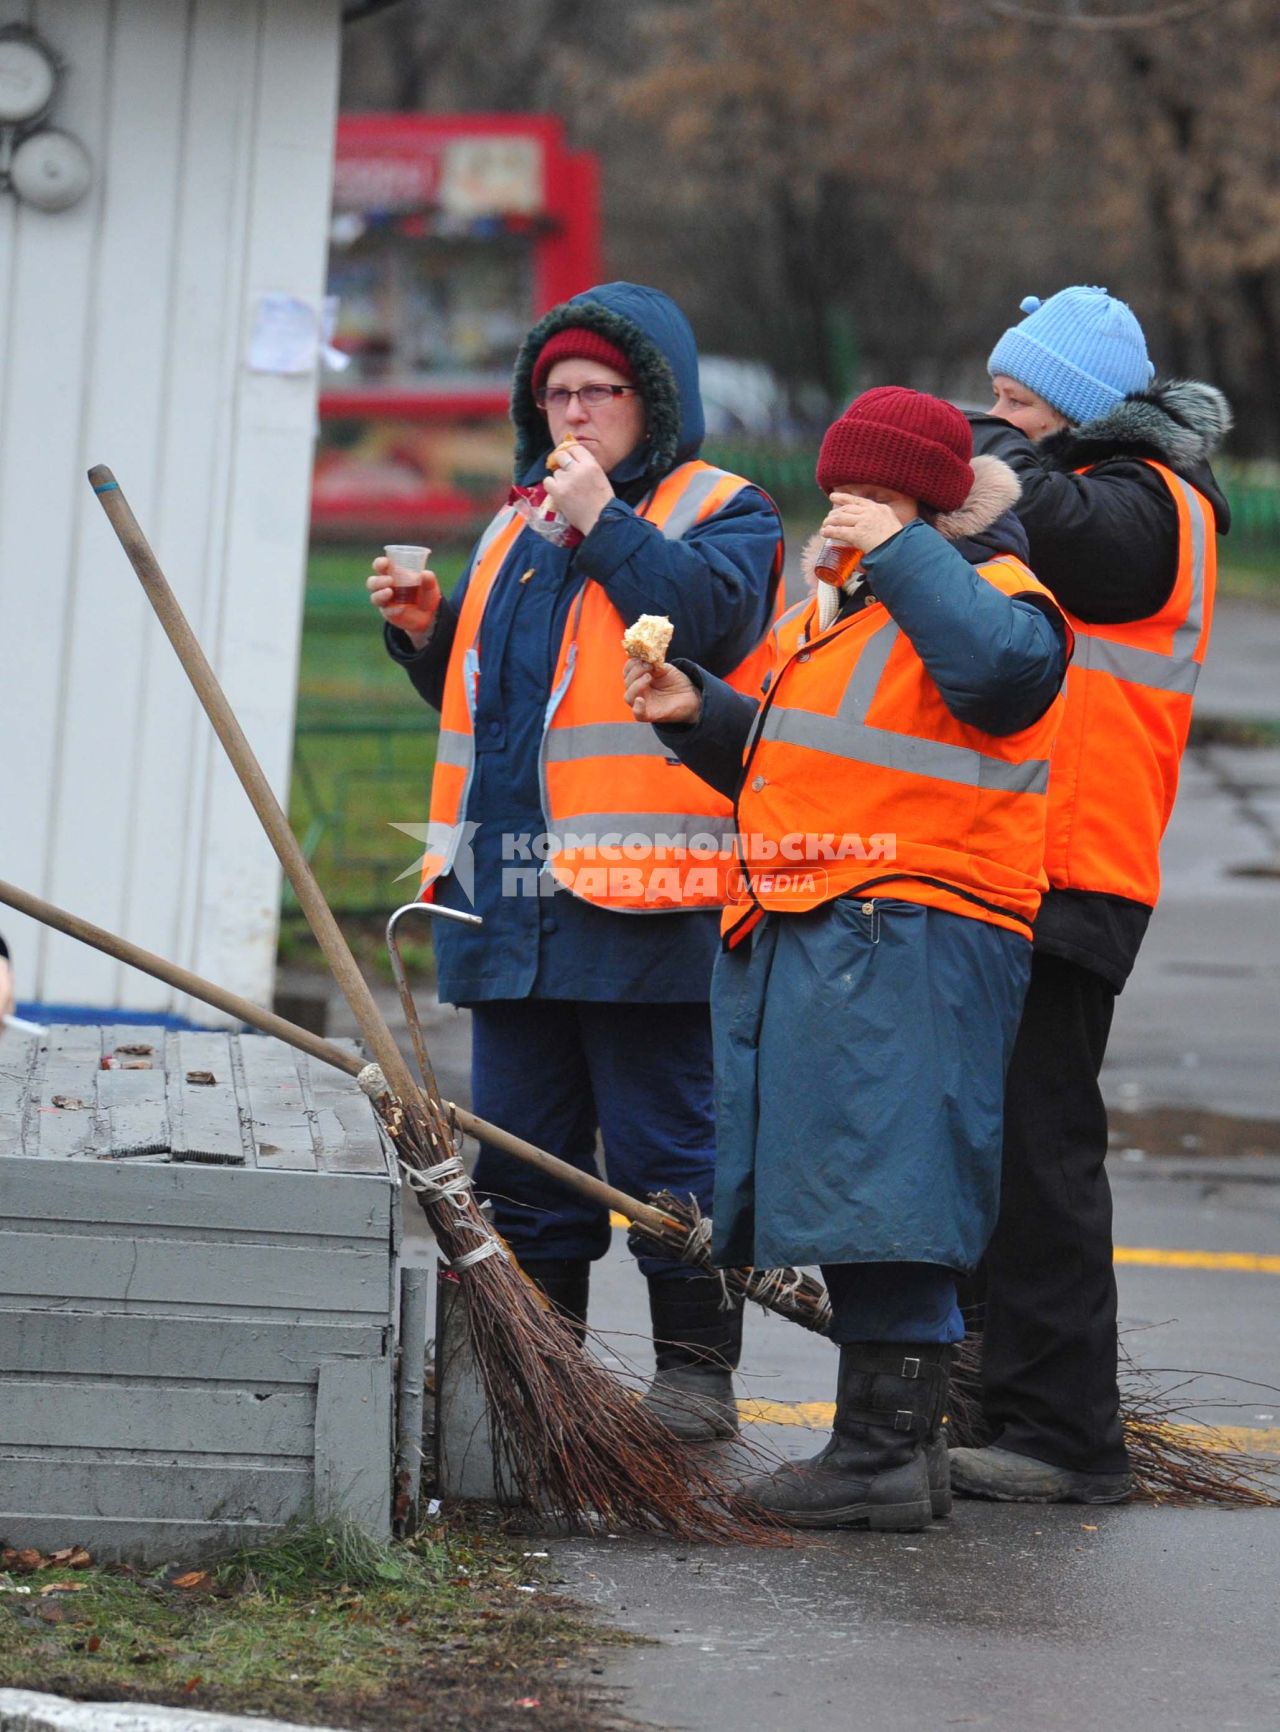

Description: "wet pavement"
557 1505 1280 1732
329 595 1280 1731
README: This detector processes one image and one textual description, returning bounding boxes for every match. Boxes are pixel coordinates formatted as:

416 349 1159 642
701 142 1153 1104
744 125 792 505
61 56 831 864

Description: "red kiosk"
313 114 601 539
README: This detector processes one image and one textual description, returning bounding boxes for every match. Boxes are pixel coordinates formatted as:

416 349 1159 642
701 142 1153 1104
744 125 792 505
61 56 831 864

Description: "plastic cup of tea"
384 544 431 581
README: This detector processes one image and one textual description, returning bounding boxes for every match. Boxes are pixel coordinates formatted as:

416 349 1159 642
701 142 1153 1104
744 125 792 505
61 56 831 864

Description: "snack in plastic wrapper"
621 614 675 666
507 482 584 549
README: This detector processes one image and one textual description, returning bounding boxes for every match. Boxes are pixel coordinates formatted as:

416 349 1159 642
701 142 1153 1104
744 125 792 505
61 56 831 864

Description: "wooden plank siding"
0 1021 401 1559
0 1 342 1016
168 1031 251 1165
239 1035 318 1171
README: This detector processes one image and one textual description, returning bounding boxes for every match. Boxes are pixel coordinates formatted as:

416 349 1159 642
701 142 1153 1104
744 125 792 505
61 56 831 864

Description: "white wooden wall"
0 0 342 1017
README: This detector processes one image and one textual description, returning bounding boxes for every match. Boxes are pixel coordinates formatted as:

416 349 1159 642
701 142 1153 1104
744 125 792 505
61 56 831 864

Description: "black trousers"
978 951 1128 1473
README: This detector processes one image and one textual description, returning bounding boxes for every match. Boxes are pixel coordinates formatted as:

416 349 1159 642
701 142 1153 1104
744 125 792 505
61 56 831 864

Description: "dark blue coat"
658 515 1068 1271
387 282 781 1005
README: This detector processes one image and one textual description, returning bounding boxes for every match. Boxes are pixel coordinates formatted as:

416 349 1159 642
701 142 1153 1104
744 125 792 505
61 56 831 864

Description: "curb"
0 1690 352 1732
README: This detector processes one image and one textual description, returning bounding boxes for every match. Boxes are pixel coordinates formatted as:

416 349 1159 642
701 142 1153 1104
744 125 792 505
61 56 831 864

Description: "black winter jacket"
970 379 1232 989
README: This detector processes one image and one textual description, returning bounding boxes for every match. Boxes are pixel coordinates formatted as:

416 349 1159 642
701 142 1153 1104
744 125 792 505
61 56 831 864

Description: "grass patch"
0 1519 615 1731
288 545 473 918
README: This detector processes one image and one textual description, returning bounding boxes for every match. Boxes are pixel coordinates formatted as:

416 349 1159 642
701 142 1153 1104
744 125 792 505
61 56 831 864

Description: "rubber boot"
949 1445 1131 1504
640 1273 743 1442
521 1257 590 1348
739 1343 949 1530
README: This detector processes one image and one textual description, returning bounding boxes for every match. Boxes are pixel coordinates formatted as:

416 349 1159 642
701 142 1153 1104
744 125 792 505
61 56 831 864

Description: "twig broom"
947 1326 1279 1507
85 465 779 1544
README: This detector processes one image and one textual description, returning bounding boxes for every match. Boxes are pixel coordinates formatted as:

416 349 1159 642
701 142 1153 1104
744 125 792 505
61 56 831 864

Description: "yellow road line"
610 1215 1279 1276
735 1399 1280 1456
1115 1246 1280 1275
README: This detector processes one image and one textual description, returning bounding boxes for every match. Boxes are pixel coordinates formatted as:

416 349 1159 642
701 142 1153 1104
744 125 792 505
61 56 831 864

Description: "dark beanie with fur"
816 386 973 512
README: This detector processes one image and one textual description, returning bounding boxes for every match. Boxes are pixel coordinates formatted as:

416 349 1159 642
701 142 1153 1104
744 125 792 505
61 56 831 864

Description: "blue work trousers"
470 999 716 1279
822 1262 965 1345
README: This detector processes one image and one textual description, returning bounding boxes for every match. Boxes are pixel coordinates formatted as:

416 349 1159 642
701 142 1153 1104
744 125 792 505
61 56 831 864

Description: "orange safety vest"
422 460 783 911
1045 460 1216 907
724 557 1066 945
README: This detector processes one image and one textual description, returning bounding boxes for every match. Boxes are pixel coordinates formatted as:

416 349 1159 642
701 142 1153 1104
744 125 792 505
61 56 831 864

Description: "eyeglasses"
533 383 639 411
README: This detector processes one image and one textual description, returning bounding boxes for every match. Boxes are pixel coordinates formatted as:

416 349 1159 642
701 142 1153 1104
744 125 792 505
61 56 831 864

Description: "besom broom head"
381 1088 786 1543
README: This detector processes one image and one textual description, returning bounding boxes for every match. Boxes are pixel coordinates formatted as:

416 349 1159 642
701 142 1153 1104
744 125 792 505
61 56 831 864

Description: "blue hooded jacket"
386 282 782 1005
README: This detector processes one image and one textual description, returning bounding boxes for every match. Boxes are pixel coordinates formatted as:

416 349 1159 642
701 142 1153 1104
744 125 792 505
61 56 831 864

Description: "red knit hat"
816 387 973 512
531 328 635 393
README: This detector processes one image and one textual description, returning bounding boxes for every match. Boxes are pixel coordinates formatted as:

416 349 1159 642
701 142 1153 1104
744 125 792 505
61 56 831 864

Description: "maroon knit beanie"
816 386 973 512
531 328 635 393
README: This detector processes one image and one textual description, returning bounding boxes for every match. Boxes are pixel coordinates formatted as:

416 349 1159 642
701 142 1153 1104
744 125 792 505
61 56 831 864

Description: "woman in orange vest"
945 287 1231 1505
626 388 1070 1529
367 283 783 1440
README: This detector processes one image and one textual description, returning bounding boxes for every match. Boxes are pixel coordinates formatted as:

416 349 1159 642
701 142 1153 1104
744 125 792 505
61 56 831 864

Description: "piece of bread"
546 432 579 472
621 613 674 666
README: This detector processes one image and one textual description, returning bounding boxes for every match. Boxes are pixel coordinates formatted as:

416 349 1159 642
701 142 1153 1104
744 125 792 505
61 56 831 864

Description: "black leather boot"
640 1273 743 1441
740 1343 949 1530
522 1257 590 1347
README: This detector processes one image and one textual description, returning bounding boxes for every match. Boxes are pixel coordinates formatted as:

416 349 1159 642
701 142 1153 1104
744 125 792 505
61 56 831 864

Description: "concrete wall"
0 0 342 1017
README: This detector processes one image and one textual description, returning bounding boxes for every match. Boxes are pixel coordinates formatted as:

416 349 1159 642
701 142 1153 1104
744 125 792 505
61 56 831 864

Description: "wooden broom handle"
87 465 417 1105
0 876 669 1235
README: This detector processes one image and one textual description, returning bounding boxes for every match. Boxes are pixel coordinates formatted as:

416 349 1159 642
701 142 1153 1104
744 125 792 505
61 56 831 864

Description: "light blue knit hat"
988 286 1155 426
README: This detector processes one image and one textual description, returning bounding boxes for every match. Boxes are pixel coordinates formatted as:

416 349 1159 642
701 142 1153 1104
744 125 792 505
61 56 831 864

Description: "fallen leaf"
1081 1524 1099 1532
514 1699 542 1710
185 1070 216 1086
50 1547 92 1569
40 1581 87 1595
87 1635 101 1652
170 1571 213 1591
50 1095 86 1111
116 1043 154 1057
121 1059 152 1071
183 1678 203 1693
2 1548 47 1574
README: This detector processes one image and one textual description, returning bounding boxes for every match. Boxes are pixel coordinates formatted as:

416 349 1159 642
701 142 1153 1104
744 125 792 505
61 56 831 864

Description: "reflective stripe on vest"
1045 460 1216 905
726 556 1064 938
420 462 782 909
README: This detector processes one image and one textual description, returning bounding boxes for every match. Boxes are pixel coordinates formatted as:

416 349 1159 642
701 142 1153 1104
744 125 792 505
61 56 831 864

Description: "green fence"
290 453 1280 915
288 549 453 916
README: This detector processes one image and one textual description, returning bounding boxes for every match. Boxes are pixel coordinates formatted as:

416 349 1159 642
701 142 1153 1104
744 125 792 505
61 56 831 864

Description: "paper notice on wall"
247 294 323 375
247 294 350 374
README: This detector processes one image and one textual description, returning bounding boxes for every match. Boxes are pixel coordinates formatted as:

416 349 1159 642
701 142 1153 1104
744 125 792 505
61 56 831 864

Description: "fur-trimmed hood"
801 454 1022 587
509 282 704 485
1039 379 1232 474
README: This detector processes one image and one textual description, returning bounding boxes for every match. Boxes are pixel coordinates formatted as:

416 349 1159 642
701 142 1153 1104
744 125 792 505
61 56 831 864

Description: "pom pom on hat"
816 386 974 513
989 285 1154 426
